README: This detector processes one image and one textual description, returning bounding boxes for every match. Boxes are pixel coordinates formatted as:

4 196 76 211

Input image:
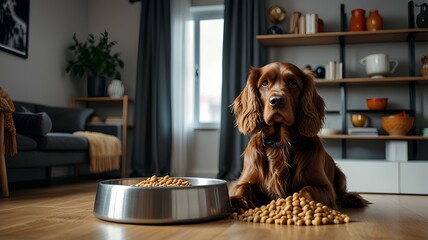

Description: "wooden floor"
1 178 428 240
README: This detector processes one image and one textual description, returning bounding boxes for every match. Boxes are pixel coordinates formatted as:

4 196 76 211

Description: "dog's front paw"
230 195 251 213
341 192 370 208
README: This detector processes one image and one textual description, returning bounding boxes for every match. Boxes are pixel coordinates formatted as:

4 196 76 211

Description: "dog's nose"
269 95 285 108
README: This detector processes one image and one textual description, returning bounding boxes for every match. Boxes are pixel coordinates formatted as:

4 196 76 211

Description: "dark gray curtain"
132 0 172 177
217 0 267 180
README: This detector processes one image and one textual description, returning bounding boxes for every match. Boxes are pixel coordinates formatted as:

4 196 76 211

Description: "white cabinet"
337 160 428 194
336 160 399 193
400 162 428 194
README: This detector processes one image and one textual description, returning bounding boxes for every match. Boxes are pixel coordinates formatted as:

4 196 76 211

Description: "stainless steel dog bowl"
93 177 231 224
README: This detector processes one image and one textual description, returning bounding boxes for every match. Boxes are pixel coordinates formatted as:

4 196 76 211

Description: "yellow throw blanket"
73 131 121 173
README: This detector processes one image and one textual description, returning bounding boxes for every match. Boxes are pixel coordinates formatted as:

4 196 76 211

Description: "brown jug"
350 9 366 31
367 9 383 31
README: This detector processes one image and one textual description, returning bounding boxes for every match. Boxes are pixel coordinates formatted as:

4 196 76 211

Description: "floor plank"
1 178 428 240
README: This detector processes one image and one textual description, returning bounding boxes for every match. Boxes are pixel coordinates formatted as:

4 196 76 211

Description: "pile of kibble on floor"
231 192 350 226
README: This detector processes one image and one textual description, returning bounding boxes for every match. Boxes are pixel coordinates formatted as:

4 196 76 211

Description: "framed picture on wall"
0 0 30 58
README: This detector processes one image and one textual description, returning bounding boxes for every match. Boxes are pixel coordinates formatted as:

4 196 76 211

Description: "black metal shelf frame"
337 3 419 158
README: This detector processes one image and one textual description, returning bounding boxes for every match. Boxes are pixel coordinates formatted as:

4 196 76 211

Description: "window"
191 6 224 128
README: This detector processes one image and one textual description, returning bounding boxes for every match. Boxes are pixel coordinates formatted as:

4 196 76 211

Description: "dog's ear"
297 70 325 137
233 67 263 135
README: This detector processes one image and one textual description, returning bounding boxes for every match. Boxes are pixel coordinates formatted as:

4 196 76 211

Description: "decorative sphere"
267 25 283 35
267 5 287 23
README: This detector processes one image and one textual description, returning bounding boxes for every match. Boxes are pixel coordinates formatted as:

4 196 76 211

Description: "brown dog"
230 62 368 210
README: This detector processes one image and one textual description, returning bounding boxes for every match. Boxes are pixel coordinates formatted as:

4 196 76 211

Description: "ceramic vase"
107 79 125 98
349 9 366 31
366 9 383 31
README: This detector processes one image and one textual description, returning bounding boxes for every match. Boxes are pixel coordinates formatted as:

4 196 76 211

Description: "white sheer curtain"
170 0 193 176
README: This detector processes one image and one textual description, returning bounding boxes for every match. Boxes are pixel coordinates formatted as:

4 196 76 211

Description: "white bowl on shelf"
319 128 341 135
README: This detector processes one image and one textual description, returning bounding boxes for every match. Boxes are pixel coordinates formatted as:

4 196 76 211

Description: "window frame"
191 5 224 129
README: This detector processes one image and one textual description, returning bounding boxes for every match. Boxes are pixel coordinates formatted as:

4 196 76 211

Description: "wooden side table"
71 96 130 178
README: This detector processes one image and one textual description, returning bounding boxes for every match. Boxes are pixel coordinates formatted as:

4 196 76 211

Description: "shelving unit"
257 28 428 194
257 28 428 140
71 96 131 178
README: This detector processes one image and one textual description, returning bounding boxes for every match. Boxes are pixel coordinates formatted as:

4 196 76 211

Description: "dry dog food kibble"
231 192 350 225
131 175 192 187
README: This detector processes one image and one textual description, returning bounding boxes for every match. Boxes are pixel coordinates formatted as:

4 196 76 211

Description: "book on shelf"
348 127 379 136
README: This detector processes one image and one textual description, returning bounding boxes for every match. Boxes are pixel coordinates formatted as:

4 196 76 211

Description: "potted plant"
66 30 124 97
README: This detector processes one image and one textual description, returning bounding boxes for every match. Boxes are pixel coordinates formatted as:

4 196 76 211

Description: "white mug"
360 53 398 78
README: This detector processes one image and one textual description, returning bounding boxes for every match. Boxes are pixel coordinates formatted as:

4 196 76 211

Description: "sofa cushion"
13 111 52 136
15 133 38 150
36 105 94 133
34 133 88 150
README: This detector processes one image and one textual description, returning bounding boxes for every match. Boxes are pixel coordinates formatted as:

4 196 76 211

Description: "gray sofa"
6 100 121 178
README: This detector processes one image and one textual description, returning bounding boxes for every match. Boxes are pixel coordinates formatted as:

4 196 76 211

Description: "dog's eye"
261 80 269 87
288 79 297 89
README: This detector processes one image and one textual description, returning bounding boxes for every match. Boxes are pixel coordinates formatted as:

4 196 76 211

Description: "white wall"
87 0 140 103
